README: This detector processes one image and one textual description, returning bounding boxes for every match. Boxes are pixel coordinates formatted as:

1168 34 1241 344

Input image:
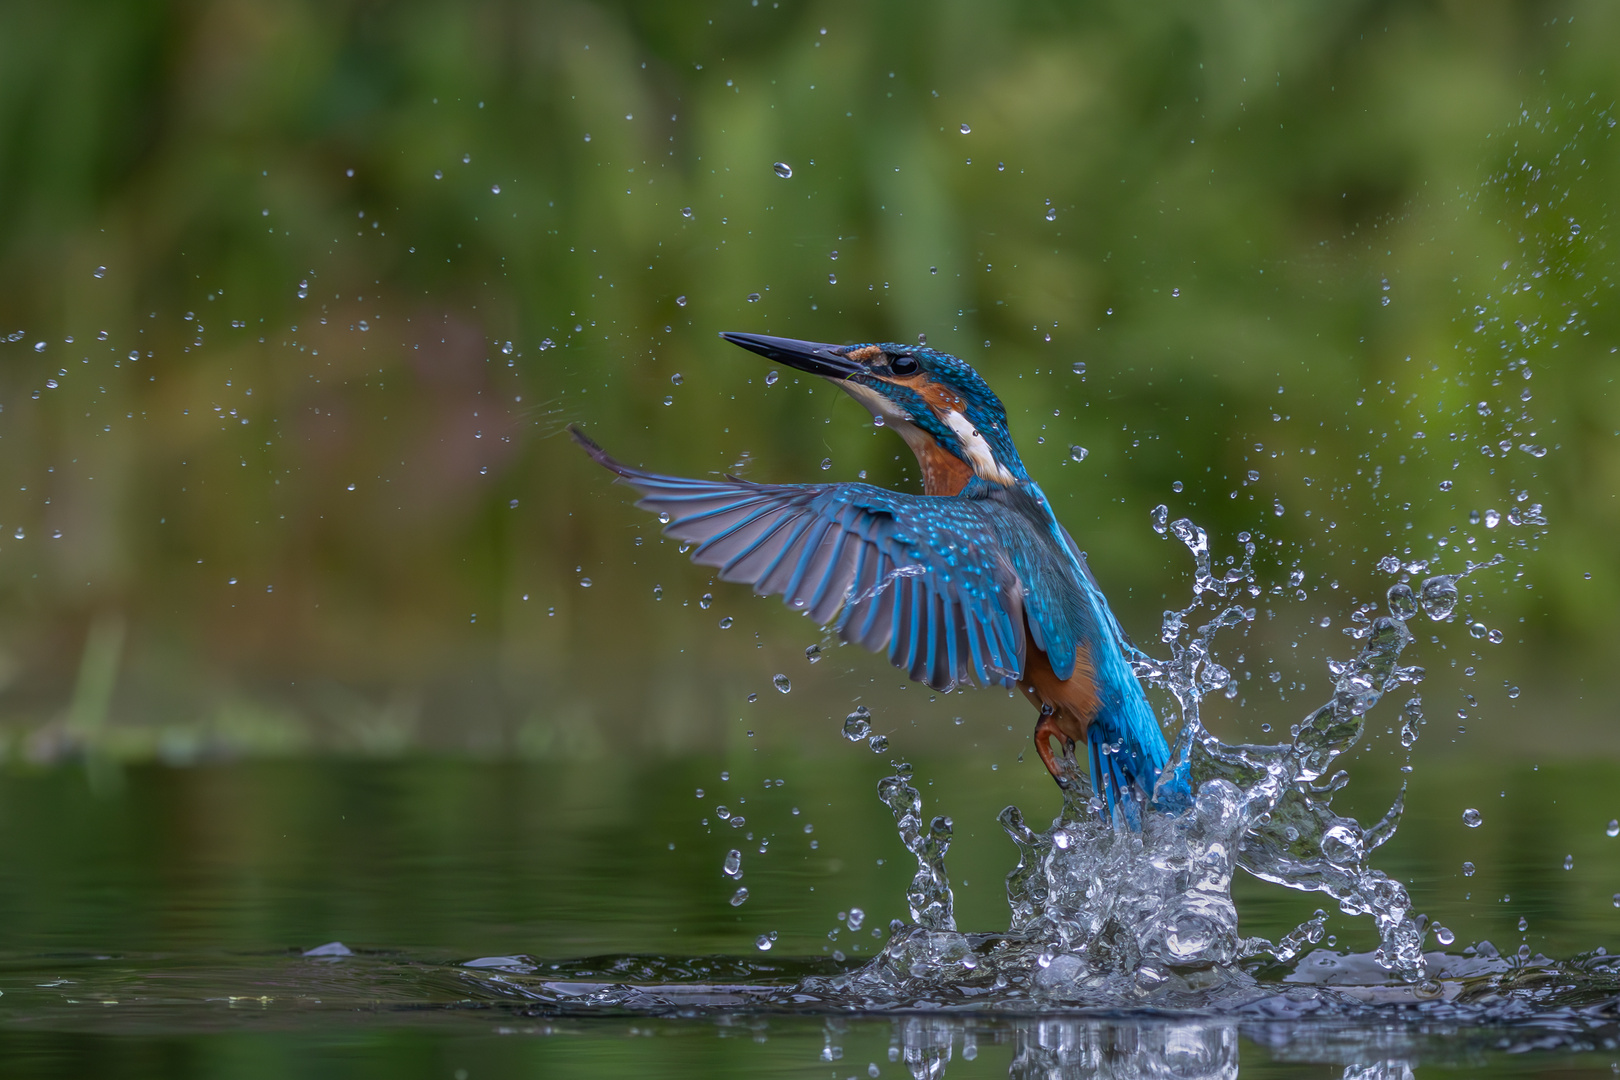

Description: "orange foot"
1033 712 1077 789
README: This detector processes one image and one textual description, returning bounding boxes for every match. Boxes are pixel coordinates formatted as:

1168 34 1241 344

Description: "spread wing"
573 428 1026 691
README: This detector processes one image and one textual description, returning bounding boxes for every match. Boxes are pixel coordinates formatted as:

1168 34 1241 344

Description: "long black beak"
719 332 862 379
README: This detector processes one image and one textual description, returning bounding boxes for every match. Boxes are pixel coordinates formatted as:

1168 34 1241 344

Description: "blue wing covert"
574 431 1027 692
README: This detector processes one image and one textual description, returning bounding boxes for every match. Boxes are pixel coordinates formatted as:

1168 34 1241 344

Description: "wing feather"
573 428 1023 691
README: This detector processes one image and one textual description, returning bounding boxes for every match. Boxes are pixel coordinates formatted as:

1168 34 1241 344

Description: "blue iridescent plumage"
572 332 1189 825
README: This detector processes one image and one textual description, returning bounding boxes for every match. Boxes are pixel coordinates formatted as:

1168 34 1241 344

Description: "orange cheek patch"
880 373 964 413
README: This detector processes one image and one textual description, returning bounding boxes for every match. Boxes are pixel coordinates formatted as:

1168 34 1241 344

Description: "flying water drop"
843 706 871 742
1420 575 1459 621
773 674 791 694
1386 584 1418 621
772 162 793 179
1069 445 1088 463
723 849 743 878
1462 808 1482 828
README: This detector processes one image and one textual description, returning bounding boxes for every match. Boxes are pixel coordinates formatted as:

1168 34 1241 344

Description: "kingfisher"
571 332 1188 826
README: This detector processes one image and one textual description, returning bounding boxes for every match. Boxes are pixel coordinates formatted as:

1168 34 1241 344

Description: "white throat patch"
939 409 1015 486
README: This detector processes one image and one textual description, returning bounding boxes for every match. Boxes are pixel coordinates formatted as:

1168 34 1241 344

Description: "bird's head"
722 332 1027 495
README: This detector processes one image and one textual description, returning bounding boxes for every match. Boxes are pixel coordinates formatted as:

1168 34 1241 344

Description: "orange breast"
1017 631 1099 745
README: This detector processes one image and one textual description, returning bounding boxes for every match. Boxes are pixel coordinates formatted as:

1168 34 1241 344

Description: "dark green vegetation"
0 0 1614 754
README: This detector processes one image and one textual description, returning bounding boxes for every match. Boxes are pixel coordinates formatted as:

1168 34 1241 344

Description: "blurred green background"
0 3 1616 1065
0 0 1616 765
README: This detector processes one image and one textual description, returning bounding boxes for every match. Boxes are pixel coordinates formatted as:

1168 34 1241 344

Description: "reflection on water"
0 756 1618 1077
8 945 1619 1077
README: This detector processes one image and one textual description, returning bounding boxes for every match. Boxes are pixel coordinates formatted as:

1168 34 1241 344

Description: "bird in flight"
571 332 1187 826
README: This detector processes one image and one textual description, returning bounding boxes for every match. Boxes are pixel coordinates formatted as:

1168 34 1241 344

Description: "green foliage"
0 0 1614 753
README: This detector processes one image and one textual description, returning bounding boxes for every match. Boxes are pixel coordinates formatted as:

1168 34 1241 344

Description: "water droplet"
730 887 749 906
723 849 743 878
1487 628 1504 644
1463 861 1476 876
820 457 833 471
129 350 140 361
346 483 356 491
1273 498 1285 516
959 123 971 134
1045 207 1056 222
675 295 688 307
579 578 592 588
755 935 772 950
805 644 821 663
1608 820 1618 837
1289 569 1306 588
719 616 734 629
1386 584 1417 620
1435 926 1456 946
33 342 45 353
772 162 793 178
1462 808 1482 828
700 593 712 609
681 207 693 218
671 372 683 385
491 184 501 194
828 273 837 284
1485 509 1501 528
764 370 779 386
1419 575 1459 621
1468 622 1488 640
843 706 872 742
773 673 791 694
12 528 21 540
868 734 888 753
746 292 761 302
1518 916 1529 931
1068 446 1088 463
1150 505 1168 536
1171 288 1180 297
93 266 106 278
1564 854 1575 870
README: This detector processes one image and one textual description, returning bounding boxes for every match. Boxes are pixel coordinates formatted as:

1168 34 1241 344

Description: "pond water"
2 752 1618 1078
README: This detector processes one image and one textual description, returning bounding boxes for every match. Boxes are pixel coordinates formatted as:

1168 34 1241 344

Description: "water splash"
809 515 1515 1004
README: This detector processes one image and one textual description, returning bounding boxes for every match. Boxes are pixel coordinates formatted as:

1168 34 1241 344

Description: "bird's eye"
888 355 920 376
